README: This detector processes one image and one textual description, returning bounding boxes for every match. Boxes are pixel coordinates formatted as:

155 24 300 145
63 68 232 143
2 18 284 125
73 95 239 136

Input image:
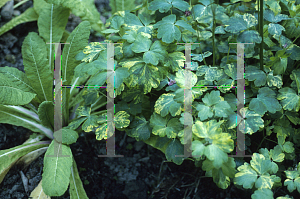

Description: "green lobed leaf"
42 140 73 196
154 93 182 117
224 13 257 34
149 0 189 13
196 90 232 121
128 115 151 141
263 9 289 23
239 108 264 135
268 23 285 36
245 65 267 87
114 111 130 129
165 139 185 165
266 71 283 88
192 120 233 168
143 40 168 65
121 58 166 94
251 188 274 199
277 87 300 112
153 14 182 43
124 12 154 34
175 69 197 89
249 87 282 116
284 170 300 193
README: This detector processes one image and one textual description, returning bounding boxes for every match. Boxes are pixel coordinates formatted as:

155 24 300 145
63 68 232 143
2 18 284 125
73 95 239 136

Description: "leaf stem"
13 0 30 9
212 4 216 67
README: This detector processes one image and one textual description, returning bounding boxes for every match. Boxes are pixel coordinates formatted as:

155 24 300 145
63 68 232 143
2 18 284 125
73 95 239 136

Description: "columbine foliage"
1 0 300 198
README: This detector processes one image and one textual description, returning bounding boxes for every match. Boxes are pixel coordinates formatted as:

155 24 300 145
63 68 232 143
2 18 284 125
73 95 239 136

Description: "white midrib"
0 144 33 158
71 166 80 198
0 110 53 139
5 72 35 92
64 27 80 82
49 5 53 71
54 143 61 183
29 36 47 101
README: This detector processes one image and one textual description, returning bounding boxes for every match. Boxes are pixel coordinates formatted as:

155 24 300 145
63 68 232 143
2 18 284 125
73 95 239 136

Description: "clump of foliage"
1 0 300 198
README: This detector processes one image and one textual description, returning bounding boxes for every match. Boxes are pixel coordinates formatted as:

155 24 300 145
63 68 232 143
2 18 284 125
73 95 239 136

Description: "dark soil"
0 1 296 199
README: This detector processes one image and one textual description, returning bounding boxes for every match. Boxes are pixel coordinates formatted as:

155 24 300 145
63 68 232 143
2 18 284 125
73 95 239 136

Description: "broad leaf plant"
1 0 300 198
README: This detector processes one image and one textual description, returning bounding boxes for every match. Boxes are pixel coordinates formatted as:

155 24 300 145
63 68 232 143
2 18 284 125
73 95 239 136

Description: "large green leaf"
38 101 54 131
53 128 79 145
0 7 38 37
291 69 300 94
224 13 257 34
127 115 151 141
62 21 91 85
284 170 300 193
22 32 53 103
245 65 267 87
153 14 195 43
196 90 232 121
0 105 54 139
154 93 182 117
109 0 136 15
0 66 35 93
165 139 185 165
123 12 154 34
120 57 166 94
0 73 36 106
196 65 224 81
234 153 279 190
35 0 69 71
45 0 103 33
192 4 228 24
149 0 190 13
143 40 168 65
69 157 89 199
175 69 197 89
263 9 289 23
249 87 282 116
277 87 300 112
150 113 182 139
238 108 264 135
192 120 233 169
42 140 73 196
0 141 50 184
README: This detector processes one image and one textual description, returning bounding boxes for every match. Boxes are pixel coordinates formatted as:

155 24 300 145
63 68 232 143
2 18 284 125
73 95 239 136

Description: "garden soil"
0 0 295 198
